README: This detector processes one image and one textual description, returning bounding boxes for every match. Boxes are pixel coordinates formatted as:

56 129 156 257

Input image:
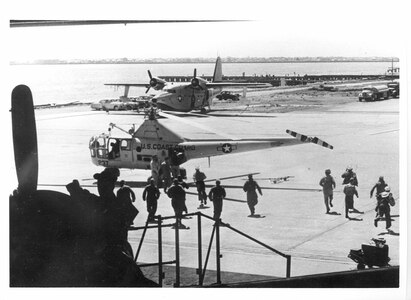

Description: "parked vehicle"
90 99 127 111
216 91 240 101
358 85 390 102
387 82 399 98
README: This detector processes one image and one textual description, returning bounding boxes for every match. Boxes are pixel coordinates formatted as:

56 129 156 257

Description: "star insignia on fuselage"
217 143 236 153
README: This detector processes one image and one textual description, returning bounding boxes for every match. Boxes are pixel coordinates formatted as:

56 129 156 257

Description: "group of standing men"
319 167 395 230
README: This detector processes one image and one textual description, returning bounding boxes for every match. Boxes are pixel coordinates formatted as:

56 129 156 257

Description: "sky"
3 0 408 62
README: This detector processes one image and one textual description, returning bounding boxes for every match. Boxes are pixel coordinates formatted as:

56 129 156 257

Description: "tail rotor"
286 129 334 150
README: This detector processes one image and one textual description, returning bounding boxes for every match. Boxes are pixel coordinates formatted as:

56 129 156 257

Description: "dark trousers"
146 200 157 221
345 195 354 217
196 181 207 204
213 198 223 220
376 205 391 229
247 196 258 215
323 191 333 212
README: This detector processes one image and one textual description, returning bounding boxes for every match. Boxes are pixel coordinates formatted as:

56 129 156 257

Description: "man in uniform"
208 180 226 221
116 180 138 226
319 169 336 214
343 178 359 219
370 176 387 198
243 174 263 217
167 179 187 229
159 157 172 193
193 166 207 208
142 179 161 222
342 167 358 186
150 155 160 187
374 186 395 230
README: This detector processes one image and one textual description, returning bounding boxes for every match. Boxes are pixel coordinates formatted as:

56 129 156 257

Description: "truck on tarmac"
358 85 390 102
387 81 400 98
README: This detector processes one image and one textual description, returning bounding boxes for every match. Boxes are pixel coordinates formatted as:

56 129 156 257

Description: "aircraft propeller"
145 70 166 93
190 68 202 89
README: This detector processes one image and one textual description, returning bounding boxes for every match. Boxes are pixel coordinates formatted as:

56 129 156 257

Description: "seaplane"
104 57 269 113
89 107 334 171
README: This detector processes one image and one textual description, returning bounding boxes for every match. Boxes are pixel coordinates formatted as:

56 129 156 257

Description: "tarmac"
21 96 401 286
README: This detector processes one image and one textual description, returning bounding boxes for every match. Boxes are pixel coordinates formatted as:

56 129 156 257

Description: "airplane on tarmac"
89 108 334 171
104 57 269 113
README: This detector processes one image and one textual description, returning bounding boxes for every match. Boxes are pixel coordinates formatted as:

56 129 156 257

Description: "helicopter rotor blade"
286 129 334 150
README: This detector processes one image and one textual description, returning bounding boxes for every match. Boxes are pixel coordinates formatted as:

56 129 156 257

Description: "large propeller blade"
190 68 201 89
286 129 334 150
11 85 38 195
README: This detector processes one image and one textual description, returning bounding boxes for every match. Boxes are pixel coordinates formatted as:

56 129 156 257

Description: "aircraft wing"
205 82 270 88
10 20 240 28
105 83 149 88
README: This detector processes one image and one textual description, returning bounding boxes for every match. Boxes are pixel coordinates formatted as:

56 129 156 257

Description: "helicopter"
105 57 269 113
89 107 334 171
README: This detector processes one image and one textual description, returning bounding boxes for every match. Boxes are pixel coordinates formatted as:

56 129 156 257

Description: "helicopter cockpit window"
120 139 131 151
96 137 106 148
108 139 120 160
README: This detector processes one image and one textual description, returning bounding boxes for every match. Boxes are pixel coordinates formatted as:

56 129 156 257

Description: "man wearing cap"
243 174 263 217
319 169 336 214
342 167 358 186
374 186 395 230
167 178 187 228
343 178 359 219
193 166 207 208
208 180 226 221
142 178 161 222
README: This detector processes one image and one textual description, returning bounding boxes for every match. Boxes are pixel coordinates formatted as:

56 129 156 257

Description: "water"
10 62 392 105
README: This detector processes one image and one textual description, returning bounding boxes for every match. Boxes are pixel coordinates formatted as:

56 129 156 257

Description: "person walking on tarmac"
142 179 161 223
177 175 189 214
343 178 359 219
319 169 336 214
150 155 160 187
116 180 138 226
159 157 172 193
342 167 358 186
167 179 188 229
370 176 387 198
193 166 207 208
208 180 226 221
374 186 395 230
243 174 263 217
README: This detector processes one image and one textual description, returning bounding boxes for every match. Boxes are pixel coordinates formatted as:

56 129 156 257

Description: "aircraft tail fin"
212 57 223 82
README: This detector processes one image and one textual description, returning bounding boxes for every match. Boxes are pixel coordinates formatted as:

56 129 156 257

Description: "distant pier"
159 74 399 87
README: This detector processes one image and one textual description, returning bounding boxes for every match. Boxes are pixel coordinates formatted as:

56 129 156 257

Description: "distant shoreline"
10 60 399 66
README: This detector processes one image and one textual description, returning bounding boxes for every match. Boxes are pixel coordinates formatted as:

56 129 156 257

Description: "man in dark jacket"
208 180 226 220
142 179 161 222
167 179 187 228
374 186 395 230
342 167 358 186
116 180 139 227
243 174 262 217
370 176 387 198
343 178 359 219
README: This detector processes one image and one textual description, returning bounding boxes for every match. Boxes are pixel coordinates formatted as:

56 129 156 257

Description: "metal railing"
129 212 291 287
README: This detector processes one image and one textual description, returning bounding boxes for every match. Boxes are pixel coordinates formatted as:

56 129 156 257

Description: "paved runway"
26 98 400 280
